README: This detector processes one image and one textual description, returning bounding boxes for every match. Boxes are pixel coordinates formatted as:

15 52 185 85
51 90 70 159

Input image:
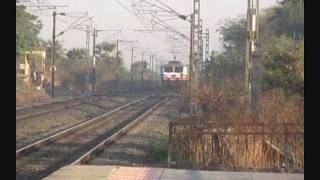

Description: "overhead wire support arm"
56 12 90 37
150 17 189 40
139 0 174 14
95 30 122 44
139 0 186 19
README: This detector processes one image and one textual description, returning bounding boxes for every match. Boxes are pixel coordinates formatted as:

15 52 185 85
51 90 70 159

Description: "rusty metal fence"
167 122 304 172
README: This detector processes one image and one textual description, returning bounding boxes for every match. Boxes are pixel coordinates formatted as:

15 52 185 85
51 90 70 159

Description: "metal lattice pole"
199 19 203 72
205 29 209 63
189 14 194 95
85 26 90 56
203 28 210 83
190 0 201 116
131 46 134 88
51 11 56 98
245 0 261 119
91 28 96 92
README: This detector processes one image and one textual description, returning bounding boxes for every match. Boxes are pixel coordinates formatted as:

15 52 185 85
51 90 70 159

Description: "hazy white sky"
24 0 278 69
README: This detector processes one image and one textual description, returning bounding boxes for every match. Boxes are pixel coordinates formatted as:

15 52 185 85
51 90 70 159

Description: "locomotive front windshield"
174 67 183 73
164 67 173 72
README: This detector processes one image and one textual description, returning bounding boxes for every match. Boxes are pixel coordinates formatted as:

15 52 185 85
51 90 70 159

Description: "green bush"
148 139 168 162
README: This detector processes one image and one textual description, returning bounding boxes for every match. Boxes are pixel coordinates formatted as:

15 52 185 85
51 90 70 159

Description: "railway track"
16 95 105 121
16 94 90 111
16 95 168 180
16 94 146 150
72 96 169 165
15 89 152 113
16 90 158 120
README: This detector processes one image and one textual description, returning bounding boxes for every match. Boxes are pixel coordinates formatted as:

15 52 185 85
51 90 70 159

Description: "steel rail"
16 94 89 111
16 95 152 158
71 97 169 165
16 96 106 120
16 89 133 118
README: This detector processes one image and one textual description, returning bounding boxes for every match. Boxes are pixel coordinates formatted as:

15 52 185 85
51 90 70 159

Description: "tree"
209 18 247 87
95 41 123 72
212 3 304 97
16 5 43 60
279 0 304 7
262 36 304 96
91 41 128 88
40 39 66 64
218 18 246 62
259 1 304 43
131 61 148 80
207 52 244 87
67 48 88 61
95 42 116 59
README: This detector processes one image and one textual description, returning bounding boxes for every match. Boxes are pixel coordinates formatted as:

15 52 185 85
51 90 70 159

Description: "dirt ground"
16 88 49 106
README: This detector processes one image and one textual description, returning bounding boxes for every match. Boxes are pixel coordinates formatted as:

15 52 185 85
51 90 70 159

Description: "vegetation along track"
16 95 167 180
16 93 145 149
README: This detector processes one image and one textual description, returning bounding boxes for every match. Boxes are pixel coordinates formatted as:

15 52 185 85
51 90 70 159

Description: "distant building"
24 47 46 89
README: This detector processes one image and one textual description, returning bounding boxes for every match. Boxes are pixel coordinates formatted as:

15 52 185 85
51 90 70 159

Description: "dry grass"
16 89 48 106
16 77 48 106
170 83 304 172
171 130 303 172
197 81 304 124
259 89 304 123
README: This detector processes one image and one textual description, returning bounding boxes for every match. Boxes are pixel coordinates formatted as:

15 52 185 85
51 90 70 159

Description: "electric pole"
150 55 152 87
141 51 144 84
116 39 119 88
151 56 154 88
92 28 96 92
51 11 56 99
131 46 134 87
116 39 119 58
85 25 91 56
203 28 210 84
190 0 201 116
154 61 158 86
90 29 121 91
189 14 194 90
159 60 162 86
205 29 210 64
118 40 138 88
50 11 83 97
245 0 261 119
199 19 203 71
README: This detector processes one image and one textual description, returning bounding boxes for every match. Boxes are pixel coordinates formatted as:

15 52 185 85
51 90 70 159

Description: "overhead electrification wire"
56 13 89 37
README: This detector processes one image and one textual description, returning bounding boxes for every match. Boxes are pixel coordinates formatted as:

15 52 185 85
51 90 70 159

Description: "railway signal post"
245 0 261 120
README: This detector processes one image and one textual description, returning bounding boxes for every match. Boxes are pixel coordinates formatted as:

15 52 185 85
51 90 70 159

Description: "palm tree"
95 41 116 59
67 48 88 61
95 41 123 68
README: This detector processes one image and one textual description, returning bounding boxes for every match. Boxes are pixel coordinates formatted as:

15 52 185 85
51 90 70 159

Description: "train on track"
160 60 188 91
